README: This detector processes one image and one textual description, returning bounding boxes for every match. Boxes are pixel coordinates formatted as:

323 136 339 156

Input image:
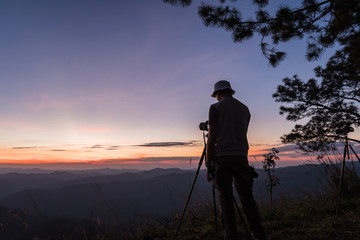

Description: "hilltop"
123 195 360 240
0 163 358 239
1 193 359 239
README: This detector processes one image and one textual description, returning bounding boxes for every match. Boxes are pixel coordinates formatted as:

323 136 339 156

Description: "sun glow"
0 140 308 170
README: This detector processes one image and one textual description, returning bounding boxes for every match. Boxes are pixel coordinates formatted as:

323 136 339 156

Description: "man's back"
210 96 250 157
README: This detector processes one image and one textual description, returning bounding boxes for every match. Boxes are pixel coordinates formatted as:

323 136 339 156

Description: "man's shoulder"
211 97 250 112
211 101 219 107
235 99 249 109
228 98 251 115
223 97 249 108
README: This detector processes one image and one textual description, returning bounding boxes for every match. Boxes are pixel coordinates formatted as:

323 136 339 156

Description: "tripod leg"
349 145 360 162
212 185 218 233
336 140 348 216
233 196 252 240
173 146 206 240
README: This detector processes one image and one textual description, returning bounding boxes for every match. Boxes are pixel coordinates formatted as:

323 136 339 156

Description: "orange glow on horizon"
0 143 310 168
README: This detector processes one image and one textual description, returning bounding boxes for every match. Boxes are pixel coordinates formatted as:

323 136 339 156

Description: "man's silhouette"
206 80 266 240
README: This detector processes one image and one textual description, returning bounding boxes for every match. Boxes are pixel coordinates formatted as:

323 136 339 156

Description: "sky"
0 0 358 170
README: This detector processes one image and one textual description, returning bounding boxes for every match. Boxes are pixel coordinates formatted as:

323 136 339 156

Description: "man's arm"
206 123 217 165
206 105 218 181
205 123 217 182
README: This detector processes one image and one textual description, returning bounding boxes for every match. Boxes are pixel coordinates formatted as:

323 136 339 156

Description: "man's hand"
205 160 214 182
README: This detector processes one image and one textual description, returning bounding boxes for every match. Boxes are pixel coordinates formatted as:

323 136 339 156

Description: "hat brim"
211 88 235 97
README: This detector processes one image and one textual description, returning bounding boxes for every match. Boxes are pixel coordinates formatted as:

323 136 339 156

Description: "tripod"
173 132 215 240
335 135 360 216
173 131 251 240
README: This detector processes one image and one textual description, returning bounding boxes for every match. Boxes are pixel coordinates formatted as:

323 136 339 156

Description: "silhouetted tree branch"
273 49 360 152
164 0 360 67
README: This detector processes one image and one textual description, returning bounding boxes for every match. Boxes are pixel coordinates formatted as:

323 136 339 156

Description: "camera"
199 120 209 131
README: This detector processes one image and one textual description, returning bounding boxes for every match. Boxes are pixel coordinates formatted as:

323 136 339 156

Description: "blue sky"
0 0 351 169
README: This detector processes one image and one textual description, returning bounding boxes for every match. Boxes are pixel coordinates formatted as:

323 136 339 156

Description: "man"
206 80 266 240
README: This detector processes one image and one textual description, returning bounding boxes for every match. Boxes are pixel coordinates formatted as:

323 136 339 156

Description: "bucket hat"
211 80 235 97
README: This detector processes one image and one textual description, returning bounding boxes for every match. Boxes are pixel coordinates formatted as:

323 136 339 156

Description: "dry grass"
118 195 360 240
1 195 359 239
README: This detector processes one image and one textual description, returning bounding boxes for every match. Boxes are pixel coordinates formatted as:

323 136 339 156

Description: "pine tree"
164 0 360 66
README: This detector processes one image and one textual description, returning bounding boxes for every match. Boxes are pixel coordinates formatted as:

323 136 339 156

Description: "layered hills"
0 164 350 222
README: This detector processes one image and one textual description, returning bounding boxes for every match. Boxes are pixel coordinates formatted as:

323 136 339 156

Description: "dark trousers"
212 155 266 240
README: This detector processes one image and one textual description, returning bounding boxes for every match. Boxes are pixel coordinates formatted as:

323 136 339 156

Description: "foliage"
317 154 360 198
262 148 280 203
163 0 360 66
273 48 360 152
118 195 360 240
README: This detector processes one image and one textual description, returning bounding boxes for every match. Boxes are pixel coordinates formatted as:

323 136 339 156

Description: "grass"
117 194 360 240
261 196 360 240
2 194 359 239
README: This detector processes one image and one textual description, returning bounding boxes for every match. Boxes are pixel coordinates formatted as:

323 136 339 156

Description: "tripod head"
199 121 209 142
199 120 209 131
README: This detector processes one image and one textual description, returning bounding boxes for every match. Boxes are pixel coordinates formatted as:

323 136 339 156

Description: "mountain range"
0 162 358 224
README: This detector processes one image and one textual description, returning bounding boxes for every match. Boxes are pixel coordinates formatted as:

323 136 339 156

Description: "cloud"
51 149 66 151
12 146 37 149
83 144 122 151
90 145 103 149
136 141 198 147
106 145 121 150
250 143 275 147
260 141 360 154
139 157 194 162
84 144 122 150
252 142 360 162
262 144 299 153
249 144 303 160
98 156 194 164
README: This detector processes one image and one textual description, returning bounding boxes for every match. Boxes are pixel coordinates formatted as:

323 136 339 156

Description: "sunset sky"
0 0 356 170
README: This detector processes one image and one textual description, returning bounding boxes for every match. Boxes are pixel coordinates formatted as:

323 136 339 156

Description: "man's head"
211 80 235 100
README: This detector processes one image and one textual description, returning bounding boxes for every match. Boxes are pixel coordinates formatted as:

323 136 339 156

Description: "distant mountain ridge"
0 163 358 223
0 171 208 223
0 168 186 198
0 167 140 174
